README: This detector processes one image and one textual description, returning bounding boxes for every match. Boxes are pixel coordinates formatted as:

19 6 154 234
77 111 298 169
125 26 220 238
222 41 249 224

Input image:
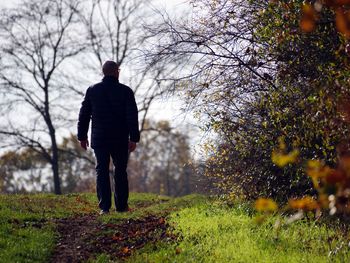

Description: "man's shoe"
99 210 109 215
116 206 130 213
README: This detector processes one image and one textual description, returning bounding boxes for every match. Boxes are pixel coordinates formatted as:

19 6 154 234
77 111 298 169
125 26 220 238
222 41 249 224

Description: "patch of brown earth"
50 214 173 263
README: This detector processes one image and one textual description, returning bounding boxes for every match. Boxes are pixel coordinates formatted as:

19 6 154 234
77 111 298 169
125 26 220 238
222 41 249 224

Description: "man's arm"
77 88 92 149
126 88 140 144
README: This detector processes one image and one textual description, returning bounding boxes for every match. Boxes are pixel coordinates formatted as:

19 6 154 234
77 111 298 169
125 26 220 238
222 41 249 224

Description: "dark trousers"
94 141 129 211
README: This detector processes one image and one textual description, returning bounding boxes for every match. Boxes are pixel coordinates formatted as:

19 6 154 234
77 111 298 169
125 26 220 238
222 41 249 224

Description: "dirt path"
50 213 171 262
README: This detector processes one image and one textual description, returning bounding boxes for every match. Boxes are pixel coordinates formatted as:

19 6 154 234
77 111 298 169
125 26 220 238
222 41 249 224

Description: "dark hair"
102 60 119 76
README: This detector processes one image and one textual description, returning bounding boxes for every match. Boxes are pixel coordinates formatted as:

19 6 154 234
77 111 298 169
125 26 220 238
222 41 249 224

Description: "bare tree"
0 0 85 194
143 0 275 129
80 0 179 133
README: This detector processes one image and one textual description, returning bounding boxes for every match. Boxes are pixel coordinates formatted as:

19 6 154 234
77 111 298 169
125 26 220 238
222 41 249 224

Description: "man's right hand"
128 141 137 152
80 140 89 150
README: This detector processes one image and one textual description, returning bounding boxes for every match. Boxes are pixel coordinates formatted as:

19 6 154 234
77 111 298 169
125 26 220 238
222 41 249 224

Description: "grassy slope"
130 200 350 263
0 193 96 263
0 193 349 263
0 192 202 262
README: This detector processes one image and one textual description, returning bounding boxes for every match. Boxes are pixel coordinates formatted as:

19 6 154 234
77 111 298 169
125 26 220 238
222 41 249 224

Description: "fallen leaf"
121 247 130 254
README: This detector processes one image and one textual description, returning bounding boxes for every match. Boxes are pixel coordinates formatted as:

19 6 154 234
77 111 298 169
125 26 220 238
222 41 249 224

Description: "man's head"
102 60 120 78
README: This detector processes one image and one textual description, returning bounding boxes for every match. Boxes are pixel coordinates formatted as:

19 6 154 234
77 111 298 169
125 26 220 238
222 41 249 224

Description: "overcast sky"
0 0 188 9
0 0 193 122
0 0 200 146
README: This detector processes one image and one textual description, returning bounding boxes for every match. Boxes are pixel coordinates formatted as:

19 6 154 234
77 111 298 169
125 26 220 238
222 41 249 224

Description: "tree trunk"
47 114 61 194
44 80 62 194
51 132 62 194
52 151 61 194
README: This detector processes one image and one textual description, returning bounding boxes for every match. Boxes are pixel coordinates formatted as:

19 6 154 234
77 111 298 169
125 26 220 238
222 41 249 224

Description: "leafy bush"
203 0 350 201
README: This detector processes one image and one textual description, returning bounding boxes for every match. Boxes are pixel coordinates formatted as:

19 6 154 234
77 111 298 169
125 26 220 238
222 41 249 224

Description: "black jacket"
77 76 140 148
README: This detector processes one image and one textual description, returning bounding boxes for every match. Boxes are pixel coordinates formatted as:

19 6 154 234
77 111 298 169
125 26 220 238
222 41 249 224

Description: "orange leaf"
272 149 299 167
255 198 278 212
306 160 331 179
336 8 350 38
325 169 347 185
300 19 316 32
289 196 319 211
340 155 350 172
121 247 130 254
300 4 317 32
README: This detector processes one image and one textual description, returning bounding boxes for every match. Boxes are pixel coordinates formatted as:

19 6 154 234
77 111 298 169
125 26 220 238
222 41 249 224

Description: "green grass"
0 192 204 262
0 224 55 263
0 193 97 263
0 193 349 263
129 201 350 263
99 193 206 223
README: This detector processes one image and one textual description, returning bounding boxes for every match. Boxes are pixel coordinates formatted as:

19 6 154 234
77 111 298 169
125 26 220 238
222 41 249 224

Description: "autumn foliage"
253 0 350 218
178 0 350 212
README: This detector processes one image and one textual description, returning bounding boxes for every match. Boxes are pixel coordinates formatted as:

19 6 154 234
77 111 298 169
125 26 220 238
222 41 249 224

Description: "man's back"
77 75 140 148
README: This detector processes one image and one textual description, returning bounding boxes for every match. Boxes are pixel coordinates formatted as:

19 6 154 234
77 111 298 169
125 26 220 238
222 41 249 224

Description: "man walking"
77 60 140 214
